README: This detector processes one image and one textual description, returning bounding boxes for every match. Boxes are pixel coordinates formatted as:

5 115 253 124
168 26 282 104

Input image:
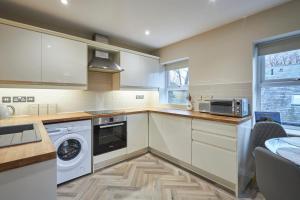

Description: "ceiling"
0 0 291 50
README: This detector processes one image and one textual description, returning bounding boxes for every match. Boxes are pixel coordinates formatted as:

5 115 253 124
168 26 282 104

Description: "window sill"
285 128 300 137
159 103 187 110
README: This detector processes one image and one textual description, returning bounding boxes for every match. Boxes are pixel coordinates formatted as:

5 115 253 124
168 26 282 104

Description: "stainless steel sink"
0 123 42 148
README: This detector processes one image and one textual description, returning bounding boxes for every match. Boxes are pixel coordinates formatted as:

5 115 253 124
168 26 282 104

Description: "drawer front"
192 130 236 152
192 119 236 138
192 141 237 183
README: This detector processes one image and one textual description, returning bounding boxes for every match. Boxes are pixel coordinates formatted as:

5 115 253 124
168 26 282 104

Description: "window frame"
165 66 189 105
256 44 300 127
258 53 300 84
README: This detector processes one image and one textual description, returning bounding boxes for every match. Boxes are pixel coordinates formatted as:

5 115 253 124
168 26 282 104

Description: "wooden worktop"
148 108 252 124
92 108 251 125
0 109 250 173
0 112 93 172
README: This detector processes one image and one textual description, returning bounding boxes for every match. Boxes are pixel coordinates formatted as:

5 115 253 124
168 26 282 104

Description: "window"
256 34 300 128
164 60 189 104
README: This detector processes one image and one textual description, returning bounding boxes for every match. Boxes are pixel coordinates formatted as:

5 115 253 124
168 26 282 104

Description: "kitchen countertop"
0 109 251 172
0 112 93 172
149 108 252 124
91 108 252 125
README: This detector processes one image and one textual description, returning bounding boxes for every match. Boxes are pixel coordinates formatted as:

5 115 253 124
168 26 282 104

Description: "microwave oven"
209 98 249 117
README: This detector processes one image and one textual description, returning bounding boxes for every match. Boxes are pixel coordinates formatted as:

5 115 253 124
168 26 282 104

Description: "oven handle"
99 123 125 129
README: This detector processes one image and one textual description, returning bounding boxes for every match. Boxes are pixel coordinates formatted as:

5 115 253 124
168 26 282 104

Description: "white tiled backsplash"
0 82 251 115
0 88 159 115
189 82 252 111
97 90 159 110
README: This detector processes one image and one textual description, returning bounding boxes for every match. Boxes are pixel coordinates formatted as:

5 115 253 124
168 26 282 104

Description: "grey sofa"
255 147 300 200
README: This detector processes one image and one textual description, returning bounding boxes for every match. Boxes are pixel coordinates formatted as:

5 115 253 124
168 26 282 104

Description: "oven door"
210 100 234 116
93 121 127 155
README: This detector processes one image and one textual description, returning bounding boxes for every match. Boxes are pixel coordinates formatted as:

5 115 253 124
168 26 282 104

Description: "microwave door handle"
99 123 125 129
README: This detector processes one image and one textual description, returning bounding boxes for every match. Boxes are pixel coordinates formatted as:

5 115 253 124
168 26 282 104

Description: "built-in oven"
93 115 127 156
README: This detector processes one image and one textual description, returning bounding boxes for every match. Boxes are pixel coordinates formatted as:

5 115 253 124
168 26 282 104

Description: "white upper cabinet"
127 113 149 154
120 51 162 88
141 55 163 87
42 34 87 85
0 24 42 82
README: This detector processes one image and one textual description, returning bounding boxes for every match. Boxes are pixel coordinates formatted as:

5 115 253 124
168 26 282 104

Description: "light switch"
136 95 144 99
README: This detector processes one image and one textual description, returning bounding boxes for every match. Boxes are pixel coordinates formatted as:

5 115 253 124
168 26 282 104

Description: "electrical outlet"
2 96 11 103
13 96 27 103
202 95 213 101
136 95 144 99
27 96 35 102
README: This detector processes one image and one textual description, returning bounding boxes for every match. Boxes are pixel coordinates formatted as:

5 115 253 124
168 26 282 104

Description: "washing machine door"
54 133 88 171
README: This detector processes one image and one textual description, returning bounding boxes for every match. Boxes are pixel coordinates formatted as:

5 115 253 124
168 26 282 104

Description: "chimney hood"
88 34 124 73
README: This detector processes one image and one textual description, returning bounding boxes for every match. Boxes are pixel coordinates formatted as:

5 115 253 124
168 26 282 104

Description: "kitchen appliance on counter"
45 120 92 184
0 104 15 119
90 112 127 156
209 98 249 117
198 100 211 113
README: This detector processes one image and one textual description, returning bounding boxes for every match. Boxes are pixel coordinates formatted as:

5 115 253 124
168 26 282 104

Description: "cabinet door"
42 34 87 84
140 55 162 88
192 141 237 183
127 113 149 154
120 51 161 88
149 113 191 163
0 24 42 82
120 51 145 87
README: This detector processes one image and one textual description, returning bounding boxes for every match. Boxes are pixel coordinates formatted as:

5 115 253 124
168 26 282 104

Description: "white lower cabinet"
192 141 237 183
149 113 192 164
191 119 238 184
127 113 149 154
0 159 56 200
92 113 252 196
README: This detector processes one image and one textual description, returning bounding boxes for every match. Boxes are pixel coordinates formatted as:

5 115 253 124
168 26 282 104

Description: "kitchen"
0 0 300 200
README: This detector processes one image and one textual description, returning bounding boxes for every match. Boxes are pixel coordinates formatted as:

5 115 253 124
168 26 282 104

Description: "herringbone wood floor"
57 153 264 200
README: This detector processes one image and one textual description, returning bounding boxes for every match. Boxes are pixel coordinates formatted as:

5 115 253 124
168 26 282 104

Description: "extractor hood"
88 34 124 73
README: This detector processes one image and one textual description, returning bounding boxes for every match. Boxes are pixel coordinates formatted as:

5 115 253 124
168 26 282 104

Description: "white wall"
0 88 159 115
97 90 159 110
158 1 300 105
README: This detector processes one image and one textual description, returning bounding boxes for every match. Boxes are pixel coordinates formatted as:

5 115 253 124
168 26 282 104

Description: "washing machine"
45 120 92 184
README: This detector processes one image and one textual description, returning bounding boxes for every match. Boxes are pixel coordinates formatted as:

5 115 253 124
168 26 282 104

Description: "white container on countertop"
48 104 57 115
0 104 15 119
38 104 48 115
28 104 39 115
